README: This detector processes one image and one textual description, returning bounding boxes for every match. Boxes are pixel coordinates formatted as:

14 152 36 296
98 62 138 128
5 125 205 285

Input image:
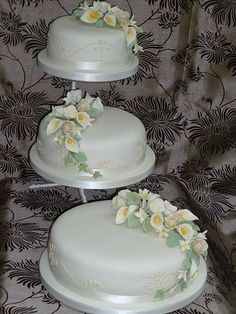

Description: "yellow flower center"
89 10 101 20
77 113 86 122
67 138 74 145
153 215 161 226
123 207 129 216
180 227 188 236
105 16 113 24
127 27 134 37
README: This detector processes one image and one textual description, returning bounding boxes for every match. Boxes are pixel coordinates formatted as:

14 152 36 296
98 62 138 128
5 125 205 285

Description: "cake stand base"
40 250 207 314
29 144 156 189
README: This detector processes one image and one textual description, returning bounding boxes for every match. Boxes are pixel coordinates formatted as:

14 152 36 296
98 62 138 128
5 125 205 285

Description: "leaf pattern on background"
1 306 38 314
23 19 49 57
209 165 236 196
188 107 236 155
193 31 231 64
121 32 161 85
0 11 27 46
12 189 79 220
202 0 236 27
5 259 41 288
0 91 49 140
125 96 184 145
179 158 213 186
0 222 47 251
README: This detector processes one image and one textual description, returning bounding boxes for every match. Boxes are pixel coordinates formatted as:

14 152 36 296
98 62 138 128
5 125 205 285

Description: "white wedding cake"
36 90 146 177
33 2 208 312
47 190 208 303
37 1 143 81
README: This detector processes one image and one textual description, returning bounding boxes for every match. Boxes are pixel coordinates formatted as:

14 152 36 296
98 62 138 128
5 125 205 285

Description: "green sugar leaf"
79 162 88 172
93 171 102 179
96 19 104 27
186 250 200 264
87 107 100 117
126 192 142 204
73 10 84 18
142 218 152 233
64 152 73 166
154 289 165 301
182 256 192 270
179 279 187 291
128 212 141 228
73 151 87 162
166 230 182 248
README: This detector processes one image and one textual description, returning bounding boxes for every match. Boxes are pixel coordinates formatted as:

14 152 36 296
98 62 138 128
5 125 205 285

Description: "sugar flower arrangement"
73 1 143 54
45 89 103 178
112 189 208 300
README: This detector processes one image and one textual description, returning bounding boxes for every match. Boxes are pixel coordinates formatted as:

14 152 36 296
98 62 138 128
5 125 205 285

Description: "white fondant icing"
48 200 185 300
37 106 147 175
46 16 135 72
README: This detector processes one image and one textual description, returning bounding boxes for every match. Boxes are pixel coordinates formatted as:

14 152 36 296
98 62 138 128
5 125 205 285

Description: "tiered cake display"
30 2 207 313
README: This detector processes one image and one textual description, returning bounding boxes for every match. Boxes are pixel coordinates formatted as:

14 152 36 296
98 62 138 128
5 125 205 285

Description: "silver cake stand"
30 45 207 314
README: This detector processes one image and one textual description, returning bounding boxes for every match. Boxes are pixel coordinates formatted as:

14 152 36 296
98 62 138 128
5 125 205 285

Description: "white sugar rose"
77 98 91 111
149 198 165 213
51 105 65 117
94 1 111 14
63 90 82 105
91 97 104 113
62 121 76 135
118 189 131 199
164 200 177 215
192 238 208 256
112 195 127 210
64 105 78 119
165 213 179 229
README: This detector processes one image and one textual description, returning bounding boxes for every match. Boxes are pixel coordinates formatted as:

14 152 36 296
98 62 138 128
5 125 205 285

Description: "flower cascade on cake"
73 1 143 54
112 189 208 300
45 89 103 178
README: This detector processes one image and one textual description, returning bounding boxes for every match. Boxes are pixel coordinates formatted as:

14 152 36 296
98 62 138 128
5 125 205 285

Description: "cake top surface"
51 200 184 271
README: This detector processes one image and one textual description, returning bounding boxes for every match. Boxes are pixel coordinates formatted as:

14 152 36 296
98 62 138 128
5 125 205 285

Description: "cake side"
37 1 141 80
47 16 132 67
36 89 147 177
48 200 185 300
47 191 208 302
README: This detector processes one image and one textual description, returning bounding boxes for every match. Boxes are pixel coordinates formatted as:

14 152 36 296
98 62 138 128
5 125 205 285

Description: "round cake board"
29 144 156 189
40 250 207 314
37 50 138 82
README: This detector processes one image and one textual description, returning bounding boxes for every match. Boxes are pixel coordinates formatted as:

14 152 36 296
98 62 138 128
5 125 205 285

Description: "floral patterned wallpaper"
0 0 236 313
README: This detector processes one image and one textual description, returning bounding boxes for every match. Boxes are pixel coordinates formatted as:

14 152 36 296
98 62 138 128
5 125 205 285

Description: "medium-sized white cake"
37 107 147 176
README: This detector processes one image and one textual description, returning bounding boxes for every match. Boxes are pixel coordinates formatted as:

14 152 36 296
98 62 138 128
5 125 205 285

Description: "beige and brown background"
0 0 236 313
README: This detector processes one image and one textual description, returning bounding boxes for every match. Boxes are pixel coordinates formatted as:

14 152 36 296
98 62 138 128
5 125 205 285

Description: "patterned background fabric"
0 0 236 313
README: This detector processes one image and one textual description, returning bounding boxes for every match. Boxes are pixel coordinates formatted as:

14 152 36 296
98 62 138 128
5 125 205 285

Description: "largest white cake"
46 190 208 305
